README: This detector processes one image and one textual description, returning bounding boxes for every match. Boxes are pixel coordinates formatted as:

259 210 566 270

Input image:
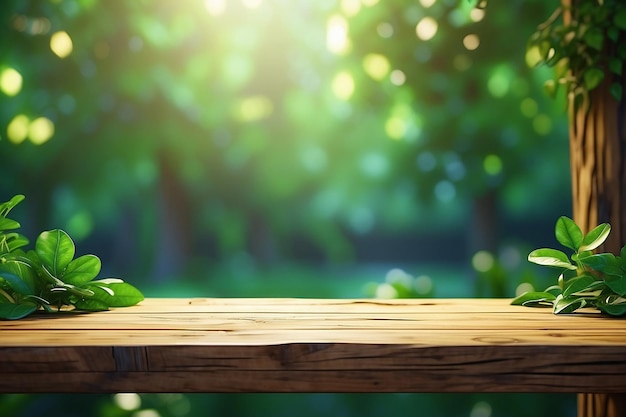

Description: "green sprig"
0 195 143 320
512 216 626 316
527 0 626 102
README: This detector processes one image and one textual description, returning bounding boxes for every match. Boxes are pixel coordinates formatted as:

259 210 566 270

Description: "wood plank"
2 313 619 331
1 328 626 346
0 298 624 393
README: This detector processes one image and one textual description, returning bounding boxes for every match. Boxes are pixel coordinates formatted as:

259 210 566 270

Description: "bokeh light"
332 71 355 100
7 114 29 144
327 15 350 54
415 17 438 41
28 117 55 145
0 67 23 96
483 154 503 176
462 34 480 51
50 31 73 58
363 53 390 81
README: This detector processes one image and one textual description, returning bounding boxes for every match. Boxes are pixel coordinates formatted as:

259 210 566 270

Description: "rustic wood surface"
1 298 625 393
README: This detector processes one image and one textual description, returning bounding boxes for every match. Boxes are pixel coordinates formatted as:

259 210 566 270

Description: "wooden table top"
1 298 625 393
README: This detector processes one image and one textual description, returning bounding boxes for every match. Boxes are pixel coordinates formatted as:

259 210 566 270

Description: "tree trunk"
562 0 626 414
569 78 626 253
567 36 626 417
153 150 193 282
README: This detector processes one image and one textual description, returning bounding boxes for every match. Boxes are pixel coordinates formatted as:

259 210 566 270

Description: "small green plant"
512 216 626 316
0 194 144 320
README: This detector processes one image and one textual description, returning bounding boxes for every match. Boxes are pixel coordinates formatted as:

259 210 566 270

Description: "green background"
1 0 576 415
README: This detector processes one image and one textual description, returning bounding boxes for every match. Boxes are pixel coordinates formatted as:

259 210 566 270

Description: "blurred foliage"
1 0 569 284
0 392 577 417
0 0 574 413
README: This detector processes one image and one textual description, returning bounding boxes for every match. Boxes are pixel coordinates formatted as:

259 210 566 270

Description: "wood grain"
0 298 624 393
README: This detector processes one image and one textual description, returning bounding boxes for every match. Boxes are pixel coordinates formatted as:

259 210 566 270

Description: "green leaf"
0 195 25 218
0 257 36 293
609 58 623 76
543 79 557 98
61 255 101 285
511 291 556 307
562 273 597 298
72 297 110 312
607 26 620 42
35 229 75 276
0 217 20 231
2 233 29 252
583 67 605 91
614 8 626 30
599 302 626 316
0 303 37 320
597 294 626 316
525 45 543 68
580 223 611 252
553 294 586 314
0 271 33 295
610 83 622 101
583 27 604 50
528 248 577 270
81 279 144 308
578 252 621 275
605 275 626 296
555 216 582 251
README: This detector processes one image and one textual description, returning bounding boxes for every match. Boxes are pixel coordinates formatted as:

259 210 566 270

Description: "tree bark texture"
569 78 626 253
565 1 626 414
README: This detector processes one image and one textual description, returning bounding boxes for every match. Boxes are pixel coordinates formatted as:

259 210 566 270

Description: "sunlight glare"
470 401 493 417
50 31 73 58
385 117 406 140
204 0 226 16
235 96 273 122
470 8 485 22
7 114 29 144
419 0 436 8
341 0 361 16
462 34 480 51
0 67 23 96
363 53 390 81
415 17 438 41
242 0 262 9
113 393 142 411
134 410 161 417
28 117 54 145
390 69 406 86
327 15 350 54
332 71 355 100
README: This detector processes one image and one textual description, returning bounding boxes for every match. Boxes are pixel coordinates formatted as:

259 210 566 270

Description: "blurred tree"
0 0 568 282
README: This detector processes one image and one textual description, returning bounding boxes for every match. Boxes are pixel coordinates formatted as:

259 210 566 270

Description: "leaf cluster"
512 216 626 316
0 195 144 320
527 0 626 102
